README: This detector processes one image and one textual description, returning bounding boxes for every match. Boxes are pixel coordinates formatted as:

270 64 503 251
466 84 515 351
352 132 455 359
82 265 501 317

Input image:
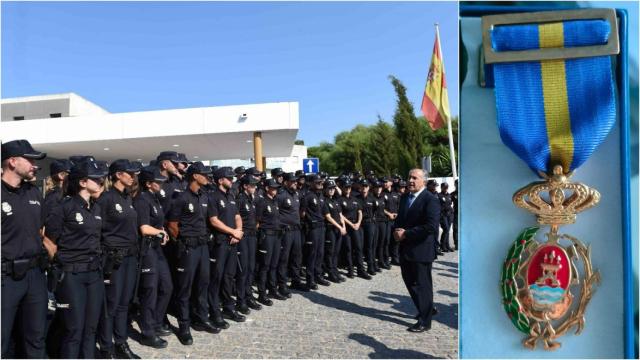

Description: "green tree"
389 75 423 176
363 117 400 175
307 141 338 175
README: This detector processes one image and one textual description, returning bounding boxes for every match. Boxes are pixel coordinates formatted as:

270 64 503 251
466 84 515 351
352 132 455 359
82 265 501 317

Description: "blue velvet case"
459 4 633 358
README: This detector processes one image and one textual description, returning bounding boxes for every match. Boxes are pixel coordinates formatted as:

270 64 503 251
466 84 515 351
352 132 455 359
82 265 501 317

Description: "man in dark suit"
393 169 441 333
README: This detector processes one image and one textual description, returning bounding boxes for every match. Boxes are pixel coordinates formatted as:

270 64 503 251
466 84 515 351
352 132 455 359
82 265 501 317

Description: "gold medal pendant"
501 165 600 350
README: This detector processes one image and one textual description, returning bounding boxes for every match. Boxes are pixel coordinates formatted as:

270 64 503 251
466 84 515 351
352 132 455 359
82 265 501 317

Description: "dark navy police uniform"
236 188 258 310
276 178 303 292
302 183 325 286
255 188 281 298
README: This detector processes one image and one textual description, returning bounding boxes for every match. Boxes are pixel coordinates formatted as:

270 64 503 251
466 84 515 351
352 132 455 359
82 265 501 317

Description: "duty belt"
281 224 301 232
307 222 325 229
1 253 48 277
262 229 281 236
103 245 139 257
179 235 209 247
243 229 257 236
60 257 101 273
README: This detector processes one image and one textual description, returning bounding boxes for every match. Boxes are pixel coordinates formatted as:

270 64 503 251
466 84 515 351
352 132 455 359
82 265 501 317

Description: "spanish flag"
421 28 450 131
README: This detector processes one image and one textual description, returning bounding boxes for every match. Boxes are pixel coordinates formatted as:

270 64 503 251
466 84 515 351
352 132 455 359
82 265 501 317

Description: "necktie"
407 193 416 210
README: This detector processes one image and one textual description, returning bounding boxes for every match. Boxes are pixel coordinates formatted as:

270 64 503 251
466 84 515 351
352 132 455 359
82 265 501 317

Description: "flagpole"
435 23 458 179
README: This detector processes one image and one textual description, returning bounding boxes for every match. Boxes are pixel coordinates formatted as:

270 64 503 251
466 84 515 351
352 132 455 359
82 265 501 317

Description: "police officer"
1 140 48 358
357 179 377 276
230 166 246 198
156 151 183 217
337 179 370 279
235 175 262 314
373 180 389 271
96 160 141 359
133 166 173 349
322 179 346 283
301 174 328 289
276 172 306 295
44 159 106 358
255 178 285 305
208 166 245 328
388 180 402 266
438 183 453 252
271 167 284 186
452 179 458 251
43 159 72 217
166 162 219 346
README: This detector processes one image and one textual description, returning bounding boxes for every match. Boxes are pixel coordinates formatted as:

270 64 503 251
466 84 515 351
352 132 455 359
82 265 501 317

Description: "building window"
50 113 62 118
13 116 25 120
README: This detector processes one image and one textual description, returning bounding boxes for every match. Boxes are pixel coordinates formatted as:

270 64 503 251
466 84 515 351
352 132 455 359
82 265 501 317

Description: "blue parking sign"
302 158 319 173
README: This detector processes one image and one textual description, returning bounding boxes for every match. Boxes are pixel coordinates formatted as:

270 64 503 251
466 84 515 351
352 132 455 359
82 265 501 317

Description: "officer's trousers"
362 221 377 272
257 232 280 294
209 239 238 316
1 267 47 358
305 226 325 283
388 220 400 263
139 246 173 338
439 217 452 250
174 243 209 330
340 231 353 273
348 227 364 273
236 234 257 307
99 255 137 351
374 220 387 267
452 215 458 250
55 269 104 359
278 228 302 287
324 226 341 278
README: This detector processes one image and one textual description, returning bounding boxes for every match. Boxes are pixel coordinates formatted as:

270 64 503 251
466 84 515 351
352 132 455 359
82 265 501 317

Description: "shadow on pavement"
437 289 458 298
436 272 458 279
298 291 414 328
369 291 458 330
348 333 441 359
435 260 458 269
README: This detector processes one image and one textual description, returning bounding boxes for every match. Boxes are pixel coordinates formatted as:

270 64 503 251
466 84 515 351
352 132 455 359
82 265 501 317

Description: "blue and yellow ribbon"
491 19 616 174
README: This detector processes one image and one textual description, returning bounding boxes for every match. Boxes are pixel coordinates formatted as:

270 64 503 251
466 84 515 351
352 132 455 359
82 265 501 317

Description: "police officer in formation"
3 138 425 359
133 166 173 349
438 182 454 253
97 159 142 359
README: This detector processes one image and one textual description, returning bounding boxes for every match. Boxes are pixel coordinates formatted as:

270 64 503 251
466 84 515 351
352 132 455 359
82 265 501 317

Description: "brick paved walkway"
129 251 458 359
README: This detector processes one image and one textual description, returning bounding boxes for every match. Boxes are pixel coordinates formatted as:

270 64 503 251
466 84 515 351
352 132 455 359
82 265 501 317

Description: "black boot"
247 297 262 310
139 335 168 349
114 342 140 359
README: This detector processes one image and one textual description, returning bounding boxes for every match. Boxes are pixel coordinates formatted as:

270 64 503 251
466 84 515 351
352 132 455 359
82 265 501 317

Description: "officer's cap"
138 166 167 183
319 171 328 179
339 179 353 187
324 179 337 189
187 161 212 176
365 170 375 176
156 151 179 163
427 179 438 187
50 159 72 176
69 159 105 180
241 175 260 186
265 178 281 189
176 153 189 164
398 180 407 187
1 139 46 161
68 155 96 166
294 170 305 178
234 166 246 175
381 176 392 183
109 159 141 175
283 172 297 182
372 180 384 188
245 167 261 176
271 167 284 177
307 173 323 183
359 179 370 187
213 166 235 180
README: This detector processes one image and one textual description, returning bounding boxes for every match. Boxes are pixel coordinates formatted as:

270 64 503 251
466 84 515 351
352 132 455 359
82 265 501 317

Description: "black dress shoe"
316 278 330 286
191 319 221 333
236 303 251 315
222 310 246 322
308 282 318 290
210 316 230 329
247 298 262 310
358 272 372 280
269 290 287 300
97 349 114 359
290 282 309 291
114 342 140 359
436 250 444 256
346 271 355 279
367 269 376 276
337 274 346 282
176 331 193 346
278 286 292 298
139 335 168 349
156 325 173 337
382 263 391 270
257 295 273 306
407 322 431 333
328 274 340 283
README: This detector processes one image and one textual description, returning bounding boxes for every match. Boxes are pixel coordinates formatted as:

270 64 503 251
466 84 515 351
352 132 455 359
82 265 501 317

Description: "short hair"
409 168 428 181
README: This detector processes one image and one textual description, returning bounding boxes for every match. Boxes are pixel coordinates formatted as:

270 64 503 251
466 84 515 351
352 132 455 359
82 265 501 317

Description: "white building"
1 93 305 173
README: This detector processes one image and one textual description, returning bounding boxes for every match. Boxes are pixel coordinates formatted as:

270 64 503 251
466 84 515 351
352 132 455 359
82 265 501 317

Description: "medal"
482 9 619 350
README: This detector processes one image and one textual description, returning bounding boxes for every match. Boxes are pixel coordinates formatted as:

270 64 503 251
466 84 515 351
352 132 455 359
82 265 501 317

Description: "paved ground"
129 251 458 359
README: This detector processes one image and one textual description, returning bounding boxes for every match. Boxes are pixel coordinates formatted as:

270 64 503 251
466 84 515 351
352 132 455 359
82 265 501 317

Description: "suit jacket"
395 188 441 263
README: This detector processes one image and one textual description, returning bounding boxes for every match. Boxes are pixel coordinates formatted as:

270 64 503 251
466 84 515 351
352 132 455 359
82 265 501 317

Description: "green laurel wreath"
500 226 539 334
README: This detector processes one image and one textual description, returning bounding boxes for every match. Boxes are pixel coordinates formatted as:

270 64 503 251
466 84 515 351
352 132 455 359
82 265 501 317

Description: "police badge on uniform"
188 203 194 213
159 189 166 198
245 203 250 211
115 203 123 213
286 198 292 206
220 200 225 208
153 206 158 215
267 205 271 213
75 212 84 224
2 202 13 216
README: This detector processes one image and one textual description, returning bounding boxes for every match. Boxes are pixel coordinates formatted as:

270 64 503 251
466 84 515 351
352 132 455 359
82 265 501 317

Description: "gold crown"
512 165 600 225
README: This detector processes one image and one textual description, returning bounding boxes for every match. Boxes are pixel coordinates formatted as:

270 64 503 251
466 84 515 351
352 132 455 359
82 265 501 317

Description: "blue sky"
1 1 459 147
